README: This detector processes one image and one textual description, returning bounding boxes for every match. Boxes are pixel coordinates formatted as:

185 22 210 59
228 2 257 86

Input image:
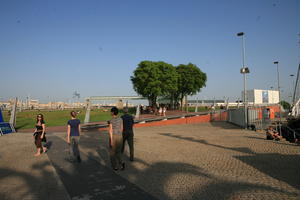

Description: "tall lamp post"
290 74 295 104
274 61 282 134
270 86 274 104
237 32 250 129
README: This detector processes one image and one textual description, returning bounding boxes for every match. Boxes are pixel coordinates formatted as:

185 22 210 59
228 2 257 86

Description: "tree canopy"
175 63 207 107
131 60 206 108
130 61 178 107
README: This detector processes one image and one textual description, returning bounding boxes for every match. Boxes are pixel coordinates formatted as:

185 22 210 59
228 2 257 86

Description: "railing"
81 110 227 131
227 105 285 130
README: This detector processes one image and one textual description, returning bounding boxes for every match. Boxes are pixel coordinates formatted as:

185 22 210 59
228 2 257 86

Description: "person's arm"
78 124 81 135
131 116 134 127
40 123 46 139
67 125 71 144
109 123 113 147
120 120 123 133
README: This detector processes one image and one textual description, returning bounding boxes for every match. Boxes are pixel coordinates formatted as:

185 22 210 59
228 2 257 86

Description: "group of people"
33 107 135 171
158 106 167 117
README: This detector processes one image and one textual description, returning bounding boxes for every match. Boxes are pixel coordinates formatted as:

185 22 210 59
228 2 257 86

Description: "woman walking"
109 107 125 171
33 114 47 156
67 111 81 163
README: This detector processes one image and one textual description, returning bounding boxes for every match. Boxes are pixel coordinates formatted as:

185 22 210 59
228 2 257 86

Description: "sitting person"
266 126 282 141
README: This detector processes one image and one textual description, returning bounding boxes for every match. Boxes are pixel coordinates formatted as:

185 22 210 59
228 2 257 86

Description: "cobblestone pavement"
0 133 70 200
79 122 300 200
46 134 157 200
1 122 299 200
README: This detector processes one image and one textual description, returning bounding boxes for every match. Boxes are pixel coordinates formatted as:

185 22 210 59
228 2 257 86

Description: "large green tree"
175 63 207 108
131 61 178 107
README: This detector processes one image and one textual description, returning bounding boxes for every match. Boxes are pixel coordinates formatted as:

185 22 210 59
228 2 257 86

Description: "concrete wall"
133 112 227 128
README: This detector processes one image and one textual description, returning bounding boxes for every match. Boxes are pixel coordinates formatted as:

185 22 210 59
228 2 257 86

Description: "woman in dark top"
67 111 81 163
33 114 47 156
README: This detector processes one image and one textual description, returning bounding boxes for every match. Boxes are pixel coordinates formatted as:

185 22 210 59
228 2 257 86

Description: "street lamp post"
290 74 295 104
270 86 274 104
237 32 250 129
274 61 282 134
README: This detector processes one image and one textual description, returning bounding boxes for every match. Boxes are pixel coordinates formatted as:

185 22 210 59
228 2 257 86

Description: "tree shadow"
234 154 300 190
75 130 300 199
46 134 157 200
0 161 69 200
159 132 300 191
244 135 266 141
209 121 242 129
159 132 256 155
244 136 300 147
193 179 297 200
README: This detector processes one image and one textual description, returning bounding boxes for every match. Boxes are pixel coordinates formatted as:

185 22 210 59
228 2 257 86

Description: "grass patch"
1 108 134 129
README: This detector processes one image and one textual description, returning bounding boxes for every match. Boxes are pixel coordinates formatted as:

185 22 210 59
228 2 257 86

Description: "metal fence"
227 108 245 127
227 105 285 130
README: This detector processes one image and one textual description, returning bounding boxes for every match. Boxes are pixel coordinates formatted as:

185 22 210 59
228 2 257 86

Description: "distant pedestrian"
163 106 166 117
121 108 134 161
266 126 282 141
109 107 125 171
33 114 47 156
158 107 163 116
67 111 81 163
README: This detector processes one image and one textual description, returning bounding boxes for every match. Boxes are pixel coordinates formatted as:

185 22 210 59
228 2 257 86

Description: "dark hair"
70 111 77 118
111 107 119 115
36 114 45 124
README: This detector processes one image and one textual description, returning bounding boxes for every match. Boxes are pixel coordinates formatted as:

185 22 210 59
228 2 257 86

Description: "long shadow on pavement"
159 132 300 191
46 134 157 200
209 121 241 130
0 161 69 200
78 130 299 200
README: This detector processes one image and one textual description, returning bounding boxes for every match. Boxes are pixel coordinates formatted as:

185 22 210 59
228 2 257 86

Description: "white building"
244 89 279 104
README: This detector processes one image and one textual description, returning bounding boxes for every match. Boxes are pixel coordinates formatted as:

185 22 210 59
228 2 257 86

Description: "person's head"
36 114 44 123
123 107 129 113
111 107 119 116
70 111 77 118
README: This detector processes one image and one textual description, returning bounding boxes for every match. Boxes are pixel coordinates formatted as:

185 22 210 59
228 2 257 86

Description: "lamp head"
240 67 250 74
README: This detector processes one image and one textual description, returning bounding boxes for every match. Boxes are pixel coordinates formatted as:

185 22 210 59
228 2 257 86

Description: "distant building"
244 89 279 104
188 99 225 106
28 99 39 109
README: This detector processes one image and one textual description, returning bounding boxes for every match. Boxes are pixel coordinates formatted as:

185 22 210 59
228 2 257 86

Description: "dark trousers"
122 130 134 160
69 136 80 160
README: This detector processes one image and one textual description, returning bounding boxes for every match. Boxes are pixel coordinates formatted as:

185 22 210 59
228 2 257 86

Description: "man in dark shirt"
121 108 134 161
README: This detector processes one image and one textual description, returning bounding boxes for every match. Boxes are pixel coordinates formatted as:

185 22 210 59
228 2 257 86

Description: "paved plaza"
0 122 299 200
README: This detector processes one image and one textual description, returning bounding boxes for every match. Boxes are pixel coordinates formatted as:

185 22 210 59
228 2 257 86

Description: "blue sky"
0 0 299 103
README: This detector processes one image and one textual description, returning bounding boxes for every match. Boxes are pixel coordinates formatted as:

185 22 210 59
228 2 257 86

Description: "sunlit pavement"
1 122 299 200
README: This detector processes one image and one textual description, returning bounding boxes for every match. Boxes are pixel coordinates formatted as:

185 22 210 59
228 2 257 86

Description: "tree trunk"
180 94 184 111
148 96 157 109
